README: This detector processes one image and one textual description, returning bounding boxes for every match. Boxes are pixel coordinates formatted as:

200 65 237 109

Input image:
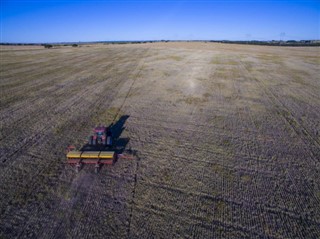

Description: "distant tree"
43 44 53 49
72 44 78 47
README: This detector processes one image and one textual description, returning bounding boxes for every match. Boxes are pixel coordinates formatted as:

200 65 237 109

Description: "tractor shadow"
80 115 130 154
111 115 130 154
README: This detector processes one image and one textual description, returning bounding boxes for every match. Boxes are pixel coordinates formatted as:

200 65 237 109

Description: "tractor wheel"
89 136 93 145
76 163 81 173
107 136 112 146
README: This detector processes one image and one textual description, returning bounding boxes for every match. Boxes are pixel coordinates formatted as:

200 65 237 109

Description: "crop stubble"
0 43 319 238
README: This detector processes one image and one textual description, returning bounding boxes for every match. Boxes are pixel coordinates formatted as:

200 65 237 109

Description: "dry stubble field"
0 42 320 238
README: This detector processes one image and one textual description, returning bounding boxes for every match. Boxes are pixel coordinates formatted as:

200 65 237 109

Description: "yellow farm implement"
67 147 116 173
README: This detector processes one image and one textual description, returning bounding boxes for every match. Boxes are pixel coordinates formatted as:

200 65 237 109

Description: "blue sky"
1 0 319 43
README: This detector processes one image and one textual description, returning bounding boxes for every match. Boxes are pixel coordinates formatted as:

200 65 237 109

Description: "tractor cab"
89 126 113 146
94 127 106 136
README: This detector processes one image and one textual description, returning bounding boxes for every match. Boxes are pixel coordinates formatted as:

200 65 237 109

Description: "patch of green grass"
242 60 255 72
292 75 306 85
315 191 320 201
168 55 183 61
203 92 212 98
214 67 228 78
160 169 171 183
241 174 252 183
258 54 284 64
56 184 72 201
222 139 230 146
211 58 223 65
53 124 65 135
213 65 243 80
127 90 141 98
166 88 180 94
289 69 310 86
302 56 320 65
91 106 122 125
178 96 208 105
211 56 238 65
162 71 171 77
156 55 183 62
215 200 226 217
197 77 207 82
212 164 234 182
287 94 309 106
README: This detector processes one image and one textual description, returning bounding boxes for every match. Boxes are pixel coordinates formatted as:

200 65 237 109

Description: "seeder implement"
66 125 135 173
67 148 116 173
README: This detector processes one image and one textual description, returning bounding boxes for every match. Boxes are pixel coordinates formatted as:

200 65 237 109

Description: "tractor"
89 126 113 147
66 124 135 173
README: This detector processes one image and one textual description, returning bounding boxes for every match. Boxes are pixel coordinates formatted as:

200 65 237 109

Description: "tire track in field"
12 47 151 239
129 118 276 165
0 80 105 162
240 61 320 161
239 60 320 162
133 178 319 238
226 63 264 167
51 48 151 239
239 61 320 221
0 66 91 121
0 53 128 157
116 47 151 238
141 178 320 226
226 65 298 222
2 74 121 183
0 70 129 233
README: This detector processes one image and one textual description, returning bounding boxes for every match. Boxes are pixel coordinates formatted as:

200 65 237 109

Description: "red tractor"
66 123 135 173
89 126 113 147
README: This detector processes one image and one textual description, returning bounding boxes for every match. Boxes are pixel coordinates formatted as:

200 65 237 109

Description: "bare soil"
0 42 320 238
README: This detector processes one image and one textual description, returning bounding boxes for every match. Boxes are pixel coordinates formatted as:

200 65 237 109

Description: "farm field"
0 42 320 238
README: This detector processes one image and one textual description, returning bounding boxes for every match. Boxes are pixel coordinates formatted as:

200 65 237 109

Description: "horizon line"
1 39 320 44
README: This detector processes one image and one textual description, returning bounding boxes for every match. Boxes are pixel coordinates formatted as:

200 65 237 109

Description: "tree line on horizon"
1 40 319 47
